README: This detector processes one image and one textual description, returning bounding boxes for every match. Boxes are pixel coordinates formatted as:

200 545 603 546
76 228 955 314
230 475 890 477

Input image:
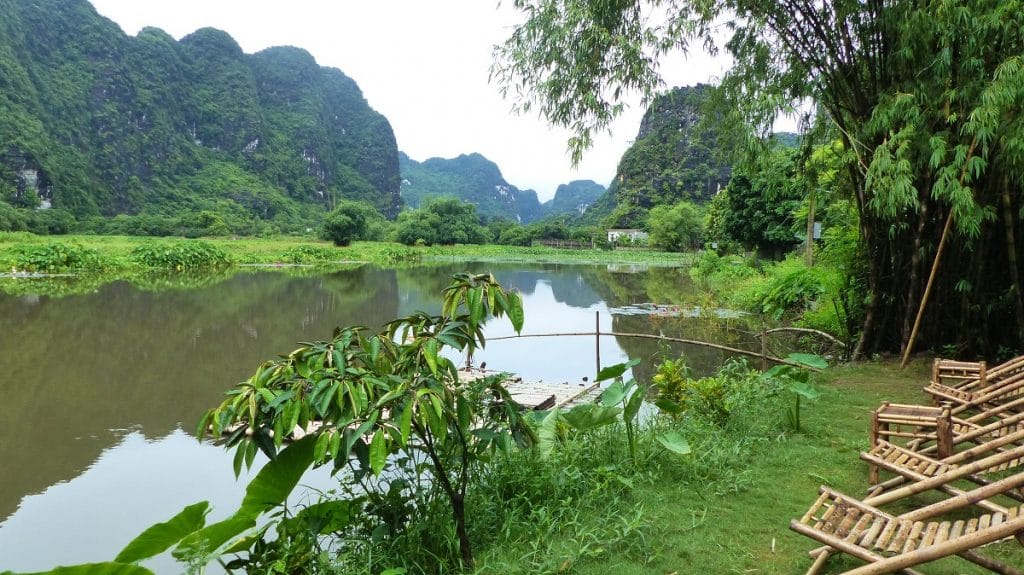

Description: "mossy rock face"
0 0 401 226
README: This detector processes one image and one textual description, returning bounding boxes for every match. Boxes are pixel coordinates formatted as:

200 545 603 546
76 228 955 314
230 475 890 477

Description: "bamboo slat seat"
925 370 1024 419
791 487 1024 574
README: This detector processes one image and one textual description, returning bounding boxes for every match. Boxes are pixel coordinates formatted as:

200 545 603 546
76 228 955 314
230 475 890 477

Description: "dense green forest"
0 0 400 235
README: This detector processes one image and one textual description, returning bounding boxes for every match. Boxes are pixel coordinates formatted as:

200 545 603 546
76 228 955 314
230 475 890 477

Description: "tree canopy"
496 0 1024 358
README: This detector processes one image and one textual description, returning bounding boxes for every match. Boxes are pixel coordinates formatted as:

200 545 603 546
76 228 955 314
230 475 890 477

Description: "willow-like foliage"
495 0 1024 356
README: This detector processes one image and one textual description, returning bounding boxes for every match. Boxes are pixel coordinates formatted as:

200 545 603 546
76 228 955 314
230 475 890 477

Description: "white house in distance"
607 228 649 243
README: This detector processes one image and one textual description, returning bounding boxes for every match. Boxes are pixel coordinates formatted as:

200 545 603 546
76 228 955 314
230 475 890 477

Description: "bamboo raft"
457 367 601 410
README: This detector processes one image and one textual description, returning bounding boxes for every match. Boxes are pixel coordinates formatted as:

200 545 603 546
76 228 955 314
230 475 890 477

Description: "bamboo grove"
495 0 1024 358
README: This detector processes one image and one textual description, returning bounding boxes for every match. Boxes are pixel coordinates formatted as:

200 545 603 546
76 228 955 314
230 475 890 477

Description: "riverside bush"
130 240 231 270
281 244 337 264
12 241 108 272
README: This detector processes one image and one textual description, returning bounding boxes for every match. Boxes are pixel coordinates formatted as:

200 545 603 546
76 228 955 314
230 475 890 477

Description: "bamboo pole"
900 209 954 369
900 137 979 369
595 311 601 378
487 331 810 369
763 327 847 348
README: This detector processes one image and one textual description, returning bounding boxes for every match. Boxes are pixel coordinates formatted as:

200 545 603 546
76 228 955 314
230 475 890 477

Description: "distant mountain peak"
399 152 542 223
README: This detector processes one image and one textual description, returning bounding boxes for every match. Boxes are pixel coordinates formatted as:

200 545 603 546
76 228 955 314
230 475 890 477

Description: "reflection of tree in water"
0 268 399 521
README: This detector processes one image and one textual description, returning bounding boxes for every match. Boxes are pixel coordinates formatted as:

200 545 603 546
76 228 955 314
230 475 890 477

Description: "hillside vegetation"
0 0 400 234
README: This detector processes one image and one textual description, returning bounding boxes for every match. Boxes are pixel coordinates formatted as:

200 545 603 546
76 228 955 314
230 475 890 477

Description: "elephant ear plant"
761 353 828 432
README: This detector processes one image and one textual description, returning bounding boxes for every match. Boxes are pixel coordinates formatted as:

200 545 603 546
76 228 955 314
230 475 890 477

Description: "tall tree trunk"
901 201 928 349
1002 179 1024 345
452 492 473 569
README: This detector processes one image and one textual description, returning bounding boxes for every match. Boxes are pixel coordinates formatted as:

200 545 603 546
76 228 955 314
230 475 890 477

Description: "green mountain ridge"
399 152 543 223
0 0 400 230
542 179 606 217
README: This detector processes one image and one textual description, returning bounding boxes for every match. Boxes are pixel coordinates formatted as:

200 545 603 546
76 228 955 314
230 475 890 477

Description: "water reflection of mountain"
0 268 399 521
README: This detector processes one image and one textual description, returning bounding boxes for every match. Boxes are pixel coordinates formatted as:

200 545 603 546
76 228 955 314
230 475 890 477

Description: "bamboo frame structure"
926 371 1024 420
792 485 1024 575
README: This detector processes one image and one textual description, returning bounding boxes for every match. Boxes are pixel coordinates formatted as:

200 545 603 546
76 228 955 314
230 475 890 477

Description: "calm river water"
0 261 754 572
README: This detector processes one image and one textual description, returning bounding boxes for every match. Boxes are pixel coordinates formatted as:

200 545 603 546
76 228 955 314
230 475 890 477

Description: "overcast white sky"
88 0 731 201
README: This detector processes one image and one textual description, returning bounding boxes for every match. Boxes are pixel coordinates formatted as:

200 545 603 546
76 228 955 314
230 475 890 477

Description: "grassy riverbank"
0 233 692 273
470 358 1020 575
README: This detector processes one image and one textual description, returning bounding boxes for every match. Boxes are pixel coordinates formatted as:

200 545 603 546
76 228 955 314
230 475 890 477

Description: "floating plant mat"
0 272 76 278
608 302 749 319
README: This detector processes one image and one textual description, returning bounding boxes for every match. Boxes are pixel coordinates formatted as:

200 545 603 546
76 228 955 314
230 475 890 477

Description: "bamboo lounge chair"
867 405 1024 484
791 478 1024 575
926 371 1024 419
862 436 1024 510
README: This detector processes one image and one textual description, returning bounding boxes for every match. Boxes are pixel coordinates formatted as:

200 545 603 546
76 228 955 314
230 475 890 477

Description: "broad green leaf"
656 432 692 456
399 401 413 444
786 353 828 370
456 395 471 431
237 435 315 518
423 338 440 375
172 515 255 561
369 428 387 476
623 385 645 423
115 501 210 563
467 286 484 324
601 381 627 406
562 404 621 430
314 431 331 463
3 564 155 575
536 408 560 459
597 359 640 382
789 381 821 399
506 291 525 333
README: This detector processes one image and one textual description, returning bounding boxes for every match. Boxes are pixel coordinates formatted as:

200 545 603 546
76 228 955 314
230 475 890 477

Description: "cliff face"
593 84 732 227
0 0 401 222
399 152 543 223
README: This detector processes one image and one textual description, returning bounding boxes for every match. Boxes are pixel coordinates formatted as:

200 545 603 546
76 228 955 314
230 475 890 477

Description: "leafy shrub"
320 201 370 246
733 257 831 320
281 244 336 264
13 241 107 272
0 202 28 232
26 208 76 235
130 240 232 270
689 250 757 284
652 357 778 428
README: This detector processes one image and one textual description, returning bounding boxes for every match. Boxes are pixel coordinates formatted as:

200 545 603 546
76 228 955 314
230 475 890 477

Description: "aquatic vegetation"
129 240 232 270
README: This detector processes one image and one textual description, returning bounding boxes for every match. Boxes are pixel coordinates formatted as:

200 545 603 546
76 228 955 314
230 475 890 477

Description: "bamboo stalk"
487 331 808 369
900 208 954 369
